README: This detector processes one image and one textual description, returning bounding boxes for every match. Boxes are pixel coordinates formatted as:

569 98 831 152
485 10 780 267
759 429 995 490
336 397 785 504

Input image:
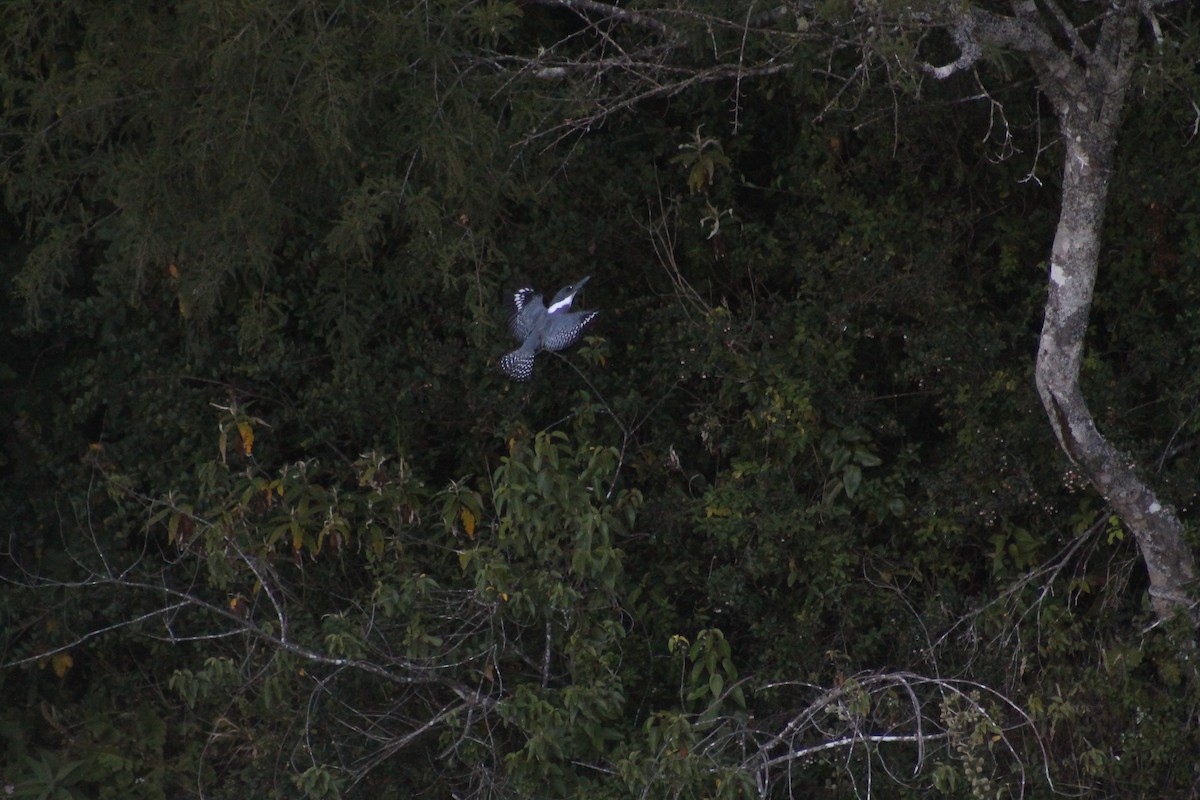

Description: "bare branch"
1139 0 1165 46
526 0 672 37
922 14 983 80
761 732 945 768
923 7 1069 90
1042 0 1092 60
2 601 192 669
740 671 1049 797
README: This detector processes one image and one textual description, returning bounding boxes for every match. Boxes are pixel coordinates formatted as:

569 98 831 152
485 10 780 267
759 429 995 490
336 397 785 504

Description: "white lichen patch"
1050 262 1068 286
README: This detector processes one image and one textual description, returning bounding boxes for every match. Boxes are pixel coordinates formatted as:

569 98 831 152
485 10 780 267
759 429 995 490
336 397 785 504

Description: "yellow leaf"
52 652 73 678
460 507 476 539
237 421 254 456
168 262 180 279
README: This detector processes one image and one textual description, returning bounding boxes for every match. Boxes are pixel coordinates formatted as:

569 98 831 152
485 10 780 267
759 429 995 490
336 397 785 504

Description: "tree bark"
930 2 1198 625
1018 6 1197 624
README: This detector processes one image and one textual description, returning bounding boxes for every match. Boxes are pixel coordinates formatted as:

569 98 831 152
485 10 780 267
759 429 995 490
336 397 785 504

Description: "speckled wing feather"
509 288 538 340
542 311 598 352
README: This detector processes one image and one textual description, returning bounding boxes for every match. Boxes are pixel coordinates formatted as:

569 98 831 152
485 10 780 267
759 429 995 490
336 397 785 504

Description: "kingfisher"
499 276 598 381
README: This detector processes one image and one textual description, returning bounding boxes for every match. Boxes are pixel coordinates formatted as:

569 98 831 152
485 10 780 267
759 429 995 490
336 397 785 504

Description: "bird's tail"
499 345 536 381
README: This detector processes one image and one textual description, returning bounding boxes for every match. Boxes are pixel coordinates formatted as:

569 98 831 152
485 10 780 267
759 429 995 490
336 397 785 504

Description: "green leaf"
854 449 882 467
843 464 862 498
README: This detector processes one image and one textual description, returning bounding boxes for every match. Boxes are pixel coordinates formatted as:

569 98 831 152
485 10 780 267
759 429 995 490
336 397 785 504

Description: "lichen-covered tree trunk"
1028 8 1197 624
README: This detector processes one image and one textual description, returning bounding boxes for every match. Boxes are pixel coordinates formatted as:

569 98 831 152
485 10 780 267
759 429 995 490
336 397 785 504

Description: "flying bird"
499 276 598 381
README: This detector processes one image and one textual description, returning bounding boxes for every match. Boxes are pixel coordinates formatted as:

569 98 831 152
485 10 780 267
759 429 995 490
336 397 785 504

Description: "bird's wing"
542 311 598 352
509 288 538 340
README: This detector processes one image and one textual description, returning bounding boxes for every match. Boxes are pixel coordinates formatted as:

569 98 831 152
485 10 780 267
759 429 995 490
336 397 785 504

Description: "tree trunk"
1028 8 1197 624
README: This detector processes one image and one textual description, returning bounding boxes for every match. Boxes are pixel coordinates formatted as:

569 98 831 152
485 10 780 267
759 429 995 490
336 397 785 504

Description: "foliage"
3 1 1200 798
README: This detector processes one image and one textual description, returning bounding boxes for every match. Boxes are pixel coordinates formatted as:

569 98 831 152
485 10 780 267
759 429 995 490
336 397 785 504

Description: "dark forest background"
2 2 1200 798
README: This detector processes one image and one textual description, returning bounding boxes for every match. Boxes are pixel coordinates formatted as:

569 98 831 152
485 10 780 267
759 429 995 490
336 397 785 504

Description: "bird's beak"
575 276 591 290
